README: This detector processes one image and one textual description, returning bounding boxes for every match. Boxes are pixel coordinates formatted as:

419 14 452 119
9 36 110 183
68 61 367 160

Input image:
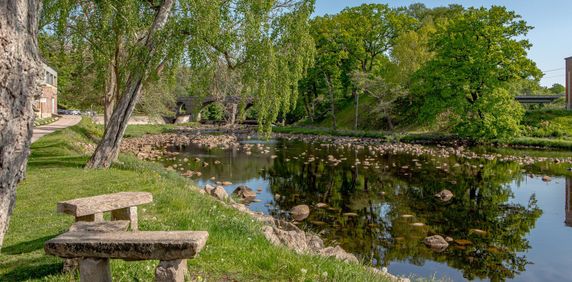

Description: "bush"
454 88 524 141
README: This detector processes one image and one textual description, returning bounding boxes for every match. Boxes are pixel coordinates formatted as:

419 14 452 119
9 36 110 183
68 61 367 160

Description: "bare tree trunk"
324 73 336 131
86 0 174 169
0 0 42 250
103 59 117 128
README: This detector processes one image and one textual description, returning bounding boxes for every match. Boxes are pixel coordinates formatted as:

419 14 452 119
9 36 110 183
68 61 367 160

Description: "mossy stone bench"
57 192 153 230
45 227 208 282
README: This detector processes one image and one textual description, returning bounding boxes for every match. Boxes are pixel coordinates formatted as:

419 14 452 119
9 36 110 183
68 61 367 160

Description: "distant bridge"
515 94 564 104
176 95 254 124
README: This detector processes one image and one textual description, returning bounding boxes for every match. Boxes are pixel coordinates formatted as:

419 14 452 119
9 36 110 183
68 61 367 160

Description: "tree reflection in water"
167 138 543 280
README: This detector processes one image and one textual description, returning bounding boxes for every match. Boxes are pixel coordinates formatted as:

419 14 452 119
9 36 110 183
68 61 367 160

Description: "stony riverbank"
120 130 572 167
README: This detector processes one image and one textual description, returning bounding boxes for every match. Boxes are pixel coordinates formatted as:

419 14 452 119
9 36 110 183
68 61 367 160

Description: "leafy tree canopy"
413 6 541 140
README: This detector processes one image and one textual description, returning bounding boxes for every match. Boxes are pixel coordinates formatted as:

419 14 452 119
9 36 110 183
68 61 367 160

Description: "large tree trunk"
86 0 174 169
0 0 42 250
103 60 117 128
354 89 359 130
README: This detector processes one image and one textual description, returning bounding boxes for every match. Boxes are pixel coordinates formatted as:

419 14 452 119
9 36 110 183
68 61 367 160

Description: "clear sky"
314 0 572 87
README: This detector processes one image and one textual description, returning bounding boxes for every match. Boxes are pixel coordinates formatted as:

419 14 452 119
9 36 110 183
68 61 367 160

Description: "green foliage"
413 6 541 140
549 83 566 94
41 0 315 132
454 88 524 140
200 103 225 121
521 109 572 139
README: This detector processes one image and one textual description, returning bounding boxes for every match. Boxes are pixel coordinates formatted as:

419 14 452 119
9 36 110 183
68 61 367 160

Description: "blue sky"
314 0 572 87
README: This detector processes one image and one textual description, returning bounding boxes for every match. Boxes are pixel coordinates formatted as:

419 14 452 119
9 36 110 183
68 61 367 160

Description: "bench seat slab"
57 192 153 217
45 231 208 261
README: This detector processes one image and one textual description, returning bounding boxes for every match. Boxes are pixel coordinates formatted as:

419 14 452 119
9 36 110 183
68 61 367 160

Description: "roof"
42 63 57 76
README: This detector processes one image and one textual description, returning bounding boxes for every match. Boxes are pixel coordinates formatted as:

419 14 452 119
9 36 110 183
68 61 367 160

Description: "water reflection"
566 178 572 227
159 139 572 281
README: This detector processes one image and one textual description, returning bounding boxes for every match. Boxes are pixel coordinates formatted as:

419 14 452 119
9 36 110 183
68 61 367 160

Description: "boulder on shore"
174 115 190 124
210 186 228 201
290 205 310 221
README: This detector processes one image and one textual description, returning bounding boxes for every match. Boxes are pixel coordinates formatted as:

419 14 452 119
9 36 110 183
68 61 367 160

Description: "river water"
159 137 572 281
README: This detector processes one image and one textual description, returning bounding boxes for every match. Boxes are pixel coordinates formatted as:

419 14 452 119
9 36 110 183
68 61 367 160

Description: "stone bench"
57 192 153 230
45 229 209 282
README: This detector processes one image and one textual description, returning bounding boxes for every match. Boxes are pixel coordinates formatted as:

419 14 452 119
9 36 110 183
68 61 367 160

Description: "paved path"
32 115 82 143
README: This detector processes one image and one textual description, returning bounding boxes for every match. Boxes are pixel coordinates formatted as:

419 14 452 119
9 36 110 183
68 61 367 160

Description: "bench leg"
64 213 104 273
75 212 104 222
111 206 138 231
155 259 187 282
80 258 112 282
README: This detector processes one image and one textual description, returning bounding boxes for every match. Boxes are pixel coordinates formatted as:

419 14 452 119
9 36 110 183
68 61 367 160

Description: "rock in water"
434 189 454 202
423 235 449 252
290 205 310 221
542 175 552 182
232 186 257 201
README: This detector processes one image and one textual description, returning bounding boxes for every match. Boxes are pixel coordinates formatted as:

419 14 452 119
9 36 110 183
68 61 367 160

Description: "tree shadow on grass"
0 258 64 281
2 235 57 255
27 155 88 169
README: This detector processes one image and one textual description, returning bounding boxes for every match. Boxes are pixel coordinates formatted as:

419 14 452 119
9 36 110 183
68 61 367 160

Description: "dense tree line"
294 3 546 141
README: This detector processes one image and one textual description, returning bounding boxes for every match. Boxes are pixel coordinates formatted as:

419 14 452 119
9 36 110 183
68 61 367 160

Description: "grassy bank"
0 119 388 281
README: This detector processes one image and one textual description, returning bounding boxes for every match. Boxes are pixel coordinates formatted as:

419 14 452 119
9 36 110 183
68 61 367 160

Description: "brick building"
34 63 58 118
567 57 572 110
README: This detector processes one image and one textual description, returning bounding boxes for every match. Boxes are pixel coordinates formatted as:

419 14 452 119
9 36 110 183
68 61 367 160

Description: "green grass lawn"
0 119 387 281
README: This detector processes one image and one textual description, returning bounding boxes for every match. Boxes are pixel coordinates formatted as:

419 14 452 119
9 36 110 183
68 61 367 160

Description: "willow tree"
43 0 314 168
0 0 42 250
184 0 315 133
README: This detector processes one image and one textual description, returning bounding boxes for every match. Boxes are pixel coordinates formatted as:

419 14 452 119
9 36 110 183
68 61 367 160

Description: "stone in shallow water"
423 235 449 252
469 228 487 236
232 185 257 200
454 239 473 246
434 189 454 202
290 205 310 221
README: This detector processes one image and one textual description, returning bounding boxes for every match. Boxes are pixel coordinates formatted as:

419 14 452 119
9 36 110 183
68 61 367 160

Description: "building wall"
34 64 58 119
567 57 572 110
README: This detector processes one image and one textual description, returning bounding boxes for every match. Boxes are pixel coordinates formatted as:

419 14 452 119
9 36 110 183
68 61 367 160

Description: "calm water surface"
160 138 572 281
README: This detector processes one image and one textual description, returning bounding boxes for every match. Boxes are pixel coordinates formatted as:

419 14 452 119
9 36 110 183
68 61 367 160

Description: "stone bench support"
155 259 188 282
80 258 112 282
45 230 208 282
111 207 138 230
57 192 152 230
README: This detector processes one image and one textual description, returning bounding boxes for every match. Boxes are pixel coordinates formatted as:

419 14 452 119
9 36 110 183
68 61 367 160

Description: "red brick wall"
34 84 57 118
567 57 572 110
